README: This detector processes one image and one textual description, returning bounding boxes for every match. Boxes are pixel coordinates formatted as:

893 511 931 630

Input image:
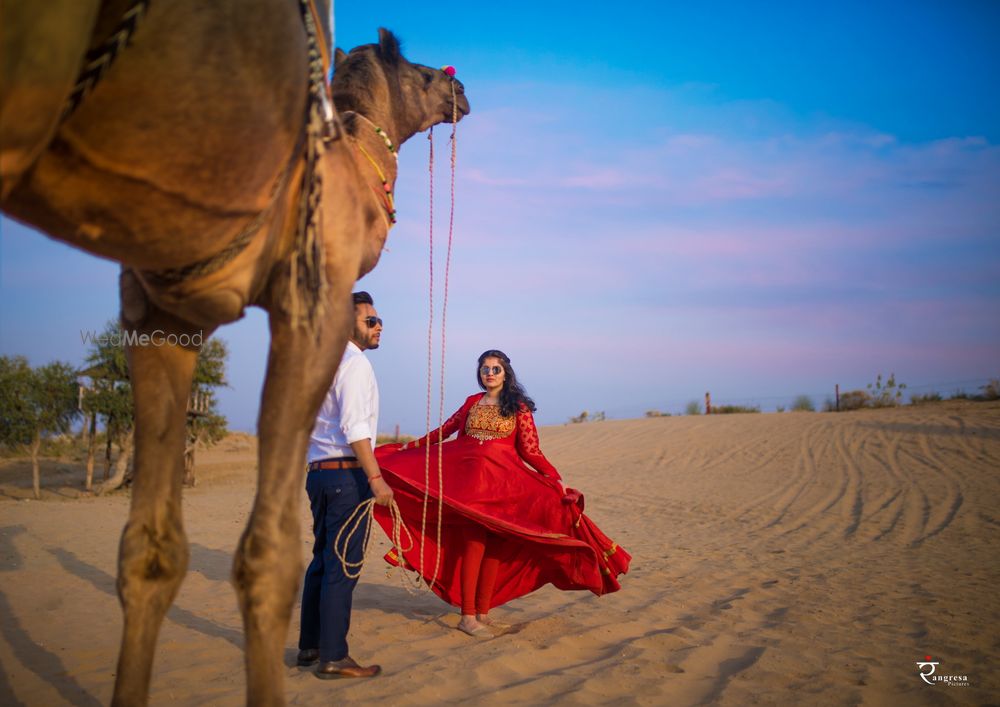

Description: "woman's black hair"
476 349 536 417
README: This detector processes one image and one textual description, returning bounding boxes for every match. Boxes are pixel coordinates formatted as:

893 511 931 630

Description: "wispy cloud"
4 72 998 433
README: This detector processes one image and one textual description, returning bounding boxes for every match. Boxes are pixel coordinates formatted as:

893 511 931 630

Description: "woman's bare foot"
476 614 511 631
457 614 492 637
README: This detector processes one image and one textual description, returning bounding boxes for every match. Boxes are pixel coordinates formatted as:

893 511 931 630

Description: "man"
297 291 393 678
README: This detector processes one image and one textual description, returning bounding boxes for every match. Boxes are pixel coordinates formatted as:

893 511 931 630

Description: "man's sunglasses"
363 316 383 328
480 365 503 376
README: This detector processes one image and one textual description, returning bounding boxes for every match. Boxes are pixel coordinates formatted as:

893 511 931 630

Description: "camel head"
332 28 471 148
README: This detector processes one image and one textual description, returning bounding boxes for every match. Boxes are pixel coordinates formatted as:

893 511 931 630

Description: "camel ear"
377 28 401 63
334 48 348 67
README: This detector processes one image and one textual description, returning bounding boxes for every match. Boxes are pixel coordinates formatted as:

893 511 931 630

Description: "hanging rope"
333 499 415 581
335 80 460 589
419 126 436 586
428 82 460 587
416 81 460 591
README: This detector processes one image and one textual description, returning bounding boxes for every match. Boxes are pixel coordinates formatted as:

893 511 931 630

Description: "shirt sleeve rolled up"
334 356 375 445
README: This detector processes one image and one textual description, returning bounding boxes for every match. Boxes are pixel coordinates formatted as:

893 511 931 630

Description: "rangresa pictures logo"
915 656 970 687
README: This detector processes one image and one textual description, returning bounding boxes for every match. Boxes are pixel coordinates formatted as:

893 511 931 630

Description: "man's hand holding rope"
350 439 394 506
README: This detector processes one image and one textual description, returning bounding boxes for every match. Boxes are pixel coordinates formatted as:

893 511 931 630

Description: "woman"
374 350 630 637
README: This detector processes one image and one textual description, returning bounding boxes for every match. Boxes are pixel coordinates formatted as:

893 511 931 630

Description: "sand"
1 402 997 705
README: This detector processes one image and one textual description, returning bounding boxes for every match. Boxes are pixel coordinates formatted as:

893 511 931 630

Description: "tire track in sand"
737 419 831 533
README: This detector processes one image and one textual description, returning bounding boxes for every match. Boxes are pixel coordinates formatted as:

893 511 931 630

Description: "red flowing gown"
373 393 630 610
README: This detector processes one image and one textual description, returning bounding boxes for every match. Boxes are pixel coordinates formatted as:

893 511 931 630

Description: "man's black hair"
352 291 374 306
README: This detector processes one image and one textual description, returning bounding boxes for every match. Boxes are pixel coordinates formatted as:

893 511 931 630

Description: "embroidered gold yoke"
465 404 516 442
408 393 561 479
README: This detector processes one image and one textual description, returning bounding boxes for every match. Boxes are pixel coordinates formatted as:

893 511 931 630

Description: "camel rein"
419 79 460 589
333 81 461 585
333 498 414 581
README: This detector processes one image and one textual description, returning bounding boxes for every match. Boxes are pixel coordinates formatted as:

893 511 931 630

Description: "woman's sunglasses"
363 316 383 328
479 365 503 376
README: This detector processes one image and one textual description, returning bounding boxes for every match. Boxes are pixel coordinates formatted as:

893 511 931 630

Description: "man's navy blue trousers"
298 466 372 662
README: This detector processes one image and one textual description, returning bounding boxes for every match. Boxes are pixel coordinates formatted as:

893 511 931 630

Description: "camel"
1 1 469 704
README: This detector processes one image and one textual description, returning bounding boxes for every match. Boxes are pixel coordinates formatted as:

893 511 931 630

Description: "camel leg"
112 279 206 706
233 293 354 706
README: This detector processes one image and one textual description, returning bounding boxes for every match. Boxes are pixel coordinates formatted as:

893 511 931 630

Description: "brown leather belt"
308 457 360 471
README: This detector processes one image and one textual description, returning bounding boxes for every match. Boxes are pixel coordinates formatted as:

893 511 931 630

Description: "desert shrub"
568 410 605 423
949 390 971 400
867 373 906 408
980 379 1000 401
685 400 702 416
839 390 871 411
775 405 786 413
791 395 815 412
910 392 943 405
711 404 760 414
645 410 670 417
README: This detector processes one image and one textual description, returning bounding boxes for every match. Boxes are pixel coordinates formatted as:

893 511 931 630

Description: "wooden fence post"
705 391 712 415
835 384 840 412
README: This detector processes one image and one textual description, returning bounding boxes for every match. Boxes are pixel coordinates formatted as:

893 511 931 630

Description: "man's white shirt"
307 341 379 461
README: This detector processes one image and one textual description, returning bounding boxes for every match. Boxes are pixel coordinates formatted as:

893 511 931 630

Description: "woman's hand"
561 487 584 511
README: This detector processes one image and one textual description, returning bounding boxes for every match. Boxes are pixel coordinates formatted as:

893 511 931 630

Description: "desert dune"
1 401 997 705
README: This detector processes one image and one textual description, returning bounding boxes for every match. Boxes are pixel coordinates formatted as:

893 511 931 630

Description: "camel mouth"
445 96 471 122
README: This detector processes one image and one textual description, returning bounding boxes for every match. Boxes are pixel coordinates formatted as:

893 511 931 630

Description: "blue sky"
2 1 999 433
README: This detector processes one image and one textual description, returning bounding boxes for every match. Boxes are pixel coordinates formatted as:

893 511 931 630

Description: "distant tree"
82 321 135 494
184 337 229 486
568 411 589 424
0 356 79 499
685 400 702 416
81 321 230 490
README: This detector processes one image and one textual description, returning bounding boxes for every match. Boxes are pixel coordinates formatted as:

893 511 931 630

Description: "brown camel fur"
1 1 469 704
